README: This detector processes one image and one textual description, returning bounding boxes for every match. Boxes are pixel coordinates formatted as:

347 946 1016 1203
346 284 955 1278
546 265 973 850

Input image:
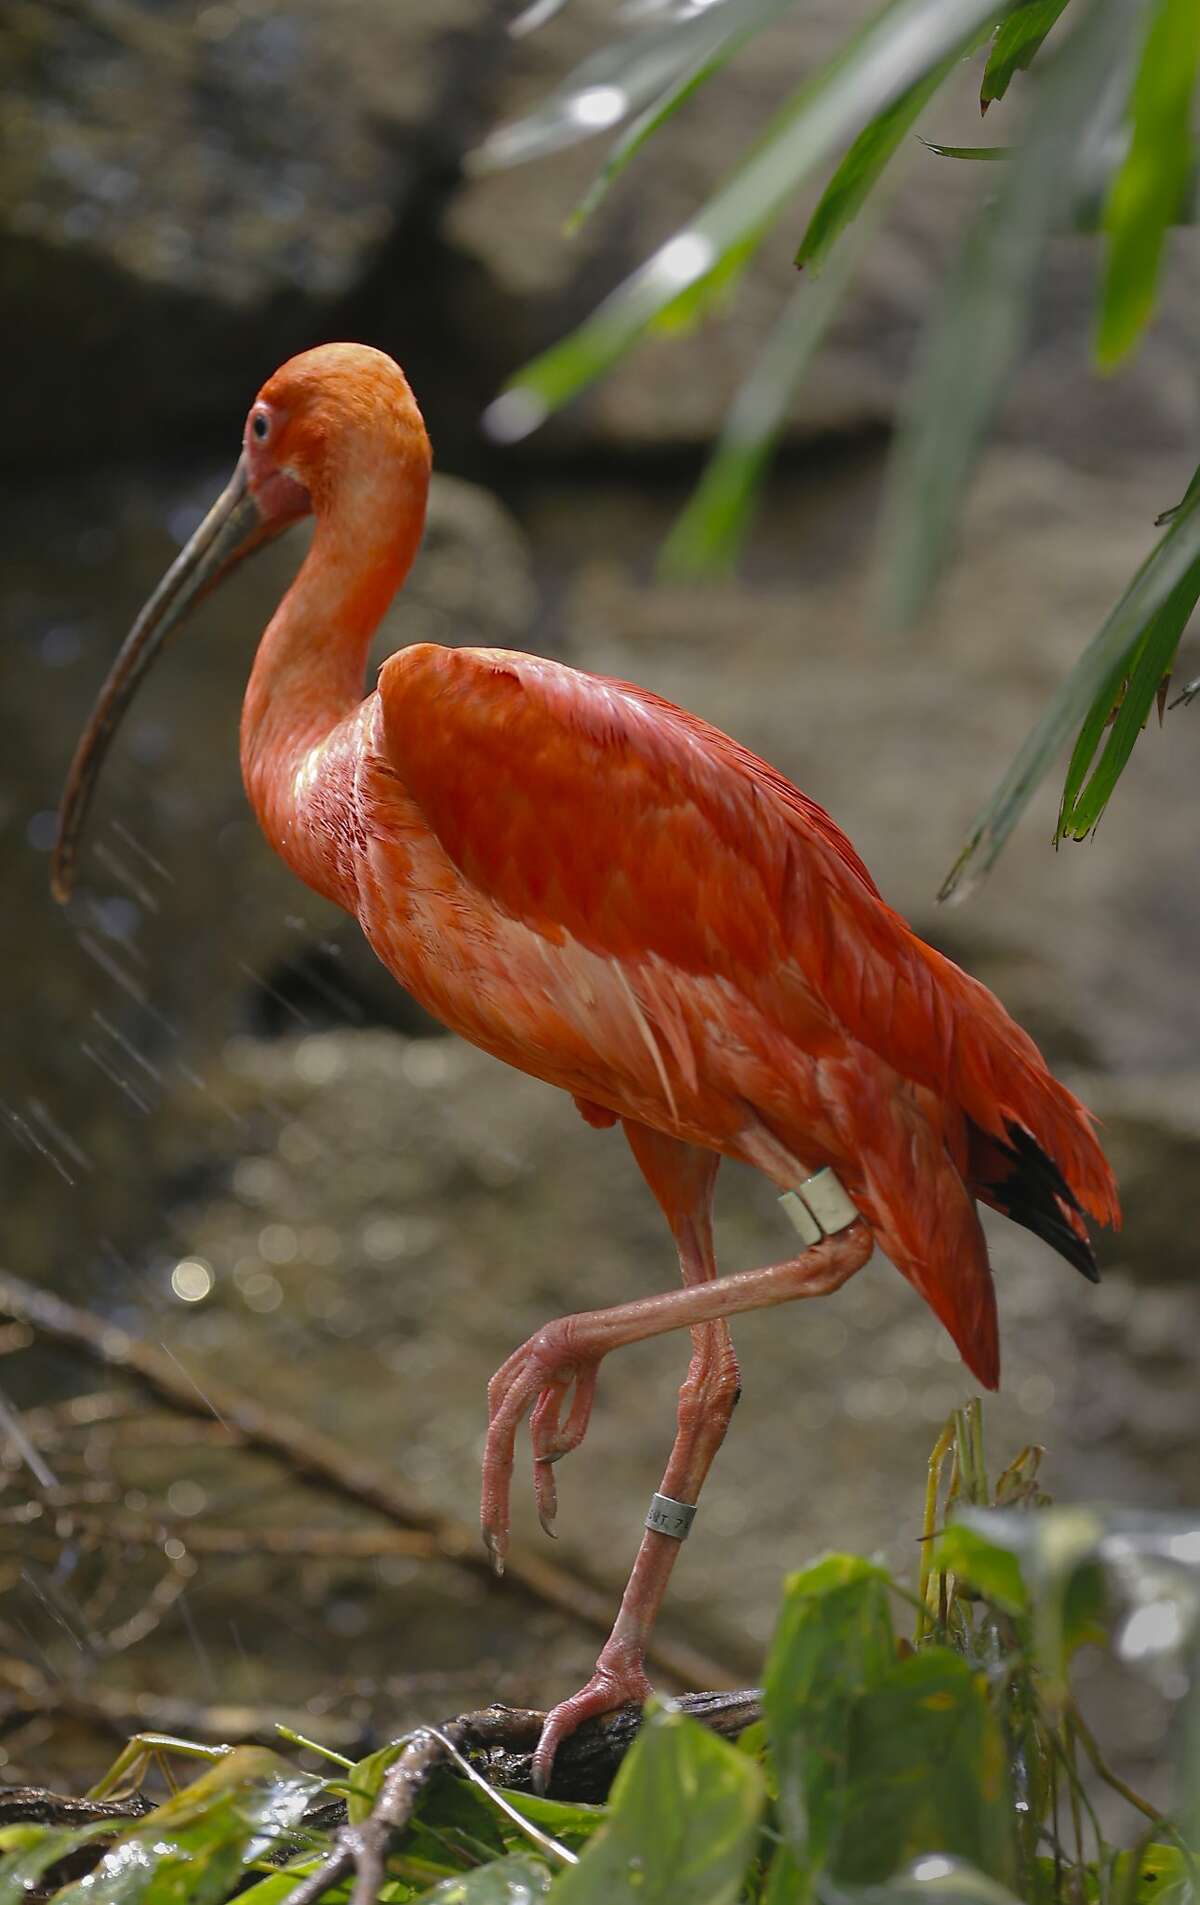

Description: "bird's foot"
531 1641 655 1795
480 1321 601 1571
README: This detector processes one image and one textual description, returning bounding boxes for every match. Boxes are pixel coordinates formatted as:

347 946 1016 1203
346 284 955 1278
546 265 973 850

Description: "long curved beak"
52 455 278 904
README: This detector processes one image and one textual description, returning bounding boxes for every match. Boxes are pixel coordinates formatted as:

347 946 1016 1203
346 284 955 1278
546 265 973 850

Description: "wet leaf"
830 1652 1015 1887
48 1748 322 1905
941 461 1200 895
820 1855 1028 1904
567 34 759 234
550 1701 763 1903
1113 1842 1198 1905
660 227 867 576
400 1771 511 1874
415 1853 552 1902
473 0 794 172
0 1827 52 1854
0 1822 117 1905
795 46 967 272
484 0 1014 441
235 1861 362 1905
932 1524 1029 1615
1057 551 1200 839
979 1 1072 109
764 1554 895 1872
762 1841 807 1903
508 0 575 38
919 141 1014 158
1096 0 1200 367
489 1792 604 1858
1156 463 1200 525
346 1742 408 1826
955 1508 1106 1702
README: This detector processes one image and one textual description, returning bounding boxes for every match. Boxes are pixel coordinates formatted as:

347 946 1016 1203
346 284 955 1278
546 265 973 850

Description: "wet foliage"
7 1407 1197 1905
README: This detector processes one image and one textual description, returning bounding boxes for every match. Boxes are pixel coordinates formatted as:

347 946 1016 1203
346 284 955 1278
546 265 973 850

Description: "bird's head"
51 344 430 903
246 342 431 521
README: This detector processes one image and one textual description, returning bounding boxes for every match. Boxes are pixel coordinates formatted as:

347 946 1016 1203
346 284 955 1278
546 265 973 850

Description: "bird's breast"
345 753 764 1150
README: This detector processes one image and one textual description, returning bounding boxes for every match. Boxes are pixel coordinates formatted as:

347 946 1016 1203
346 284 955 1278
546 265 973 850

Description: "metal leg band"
779 1167 859 1245
645 1493 697 1541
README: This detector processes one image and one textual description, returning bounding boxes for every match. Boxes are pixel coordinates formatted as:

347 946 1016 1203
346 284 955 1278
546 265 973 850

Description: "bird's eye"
252 412 269 442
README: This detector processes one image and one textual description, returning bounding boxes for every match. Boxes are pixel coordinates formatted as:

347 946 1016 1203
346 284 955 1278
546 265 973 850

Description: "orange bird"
54 344 1119 1786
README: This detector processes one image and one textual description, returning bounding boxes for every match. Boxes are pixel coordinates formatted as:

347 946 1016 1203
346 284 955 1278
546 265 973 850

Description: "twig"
9 1510 439 1561
917 1420 955 1643
286 1725 465 1905
0 1657 368 1753
0 1267 738 1692
1067 1698 1171 1829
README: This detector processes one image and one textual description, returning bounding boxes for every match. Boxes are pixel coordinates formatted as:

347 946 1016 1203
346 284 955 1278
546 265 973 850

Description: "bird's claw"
531 1649 655 1795
480 1331 602 1568
482 1524 506 1577
535 1459 558 1538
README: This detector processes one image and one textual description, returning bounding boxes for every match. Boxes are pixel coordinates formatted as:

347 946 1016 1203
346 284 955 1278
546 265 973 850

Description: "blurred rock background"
1 0 1197 1795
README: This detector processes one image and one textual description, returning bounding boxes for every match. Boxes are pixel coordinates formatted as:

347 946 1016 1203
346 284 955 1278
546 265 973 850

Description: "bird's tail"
968 1117 1100 1282
914 944 1121 1237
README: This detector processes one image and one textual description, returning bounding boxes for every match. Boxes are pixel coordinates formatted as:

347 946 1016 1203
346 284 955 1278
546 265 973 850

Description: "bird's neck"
240 461 427 908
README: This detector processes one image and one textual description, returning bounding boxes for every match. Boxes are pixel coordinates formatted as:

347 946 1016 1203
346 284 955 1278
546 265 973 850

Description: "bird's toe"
531 1656 655 1795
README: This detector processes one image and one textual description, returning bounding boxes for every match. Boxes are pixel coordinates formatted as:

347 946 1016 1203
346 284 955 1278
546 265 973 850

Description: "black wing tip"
999 1117 1085 1217
987 1117 1101 1285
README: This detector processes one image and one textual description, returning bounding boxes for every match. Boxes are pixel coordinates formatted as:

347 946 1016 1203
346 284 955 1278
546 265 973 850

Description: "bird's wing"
378 641 880 970
377 643 1118 1230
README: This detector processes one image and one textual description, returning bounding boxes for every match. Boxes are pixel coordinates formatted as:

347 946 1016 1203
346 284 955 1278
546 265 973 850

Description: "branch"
0 1268 738 1692
0 1788 151 1828
6 1510 440 1561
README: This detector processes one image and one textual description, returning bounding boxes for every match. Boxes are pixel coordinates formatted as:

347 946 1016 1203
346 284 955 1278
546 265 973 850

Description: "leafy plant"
476 0 1200 884
16 1408 1200 1905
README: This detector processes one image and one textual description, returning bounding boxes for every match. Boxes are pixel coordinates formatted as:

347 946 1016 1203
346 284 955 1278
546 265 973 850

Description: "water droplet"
241 1270 284 1314
912 1856 955 1882
1017 1372 1056 1416
171 1259 213 1303
167 1480 208 1517
259 1223 298 1265
294 1037 344 1085
653 231 715 288
569 84 626 130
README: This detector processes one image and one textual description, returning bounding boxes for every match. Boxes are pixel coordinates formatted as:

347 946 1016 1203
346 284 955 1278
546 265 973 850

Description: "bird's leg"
528 1127 727 1787
528 1128 727 1540
480 1220 869 1569
525 1211 873 1790
481 1127 720 1562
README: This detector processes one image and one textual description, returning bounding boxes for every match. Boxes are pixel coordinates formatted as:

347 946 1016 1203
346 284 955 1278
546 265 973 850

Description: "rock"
1 0 504 464
447 0 1200 457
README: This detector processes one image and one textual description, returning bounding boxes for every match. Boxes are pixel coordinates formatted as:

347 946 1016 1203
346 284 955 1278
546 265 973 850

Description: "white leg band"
779 1167 859 1244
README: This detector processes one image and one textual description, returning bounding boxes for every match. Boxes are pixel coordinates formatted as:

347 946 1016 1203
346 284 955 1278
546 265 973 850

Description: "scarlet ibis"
54 343 1118 1788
